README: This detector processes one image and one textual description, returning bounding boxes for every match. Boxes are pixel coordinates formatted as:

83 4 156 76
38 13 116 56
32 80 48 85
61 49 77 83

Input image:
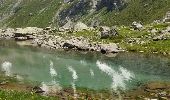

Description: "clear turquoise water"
0 43 170 91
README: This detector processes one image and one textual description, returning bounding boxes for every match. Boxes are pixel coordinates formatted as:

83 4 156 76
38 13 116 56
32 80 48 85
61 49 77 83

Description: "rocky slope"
1 0 170 28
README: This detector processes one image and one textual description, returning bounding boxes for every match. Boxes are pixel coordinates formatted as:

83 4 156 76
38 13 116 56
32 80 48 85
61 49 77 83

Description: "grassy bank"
0 74 169 100
57 22 170 55
0 74 56 100
0 90 56 100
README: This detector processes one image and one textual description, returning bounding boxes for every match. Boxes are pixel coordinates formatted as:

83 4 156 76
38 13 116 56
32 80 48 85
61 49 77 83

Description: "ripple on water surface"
0 46 170 91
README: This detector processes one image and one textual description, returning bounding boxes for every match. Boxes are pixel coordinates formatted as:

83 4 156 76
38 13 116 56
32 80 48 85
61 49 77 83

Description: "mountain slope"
0 0 62 28
0 0 170 28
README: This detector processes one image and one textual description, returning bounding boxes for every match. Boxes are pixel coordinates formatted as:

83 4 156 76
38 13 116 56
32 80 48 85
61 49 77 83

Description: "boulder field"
0 27 123 54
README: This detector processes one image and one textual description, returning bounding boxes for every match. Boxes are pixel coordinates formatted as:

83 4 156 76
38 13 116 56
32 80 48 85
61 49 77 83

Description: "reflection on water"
49 61 57 79
90 69 94 77
68 66 78 98
96 61 134 91
41 60 62 94
0 45 170 91
1 61 12 76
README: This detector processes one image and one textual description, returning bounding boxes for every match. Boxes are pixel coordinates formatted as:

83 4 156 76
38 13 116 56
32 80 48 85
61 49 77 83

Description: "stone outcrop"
163 11 170 22
131 21 143 30
0 28 15 39
153 26 170 41
32 33 122 54
100 43 120 54
99 26 119 39
74 22 88 31
59 21 89 32
14 27 43 41
153 33 170 41
0 27 122 54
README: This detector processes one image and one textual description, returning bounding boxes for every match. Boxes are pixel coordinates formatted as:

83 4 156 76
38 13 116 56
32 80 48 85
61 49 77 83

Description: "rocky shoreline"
0 27 123 54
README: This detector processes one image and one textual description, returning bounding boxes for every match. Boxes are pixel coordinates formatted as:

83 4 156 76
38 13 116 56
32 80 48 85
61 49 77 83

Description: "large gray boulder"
100 43 120 54
62 37 89 50
99 26 118 39
163 11 170 22
74 22 88 31
165 26 170 32
131 21 143 30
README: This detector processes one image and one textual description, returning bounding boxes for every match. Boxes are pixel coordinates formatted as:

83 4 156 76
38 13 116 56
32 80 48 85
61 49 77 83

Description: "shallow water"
0 42 170 91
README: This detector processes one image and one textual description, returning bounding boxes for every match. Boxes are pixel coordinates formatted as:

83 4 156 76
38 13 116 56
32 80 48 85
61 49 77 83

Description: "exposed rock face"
58 0 126 26
59 0 91 26
96 0 125 11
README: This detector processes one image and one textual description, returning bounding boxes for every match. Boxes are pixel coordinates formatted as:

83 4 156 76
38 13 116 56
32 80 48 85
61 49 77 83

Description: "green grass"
121 40 170 54
0 90 57 100
60 22 170 55
99 0 170 26
3 0 62 28
0 74 57 99
117 27 151 38
151 23 170 30
1 0 170 28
